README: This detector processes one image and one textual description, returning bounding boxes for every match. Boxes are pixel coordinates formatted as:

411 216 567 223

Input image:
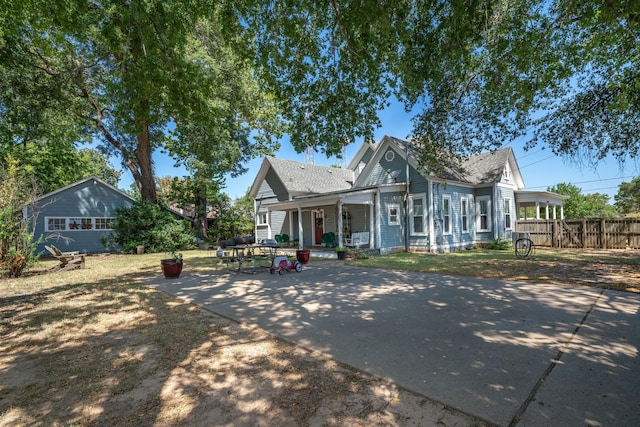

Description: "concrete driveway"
148 262 640 426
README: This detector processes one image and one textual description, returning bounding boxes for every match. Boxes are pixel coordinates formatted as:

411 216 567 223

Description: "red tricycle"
270 255 302 275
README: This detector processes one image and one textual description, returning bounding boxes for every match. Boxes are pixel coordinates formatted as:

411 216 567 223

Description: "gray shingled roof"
461 147 513 185
267 157 354 195
387 136 512 185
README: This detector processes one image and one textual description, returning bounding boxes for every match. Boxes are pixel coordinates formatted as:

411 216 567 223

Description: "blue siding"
379 192 404 252
32 178 133 254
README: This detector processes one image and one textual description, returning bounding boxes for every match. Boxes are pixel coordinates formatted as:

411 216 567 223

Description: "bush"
487 238 512 250
102 201 196 253
0 164 41 278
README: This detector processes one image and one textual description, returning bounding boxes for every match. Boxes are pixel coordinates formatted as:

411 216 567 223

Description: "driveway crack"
508 289 605 427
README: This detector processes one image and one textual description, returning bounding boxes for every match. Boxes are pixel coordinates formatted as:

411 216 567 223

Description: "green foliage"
549 182 619 218
487 238 512 251
208 193 254 239
0 161 41 277
102 202 196 254
615 177 640 216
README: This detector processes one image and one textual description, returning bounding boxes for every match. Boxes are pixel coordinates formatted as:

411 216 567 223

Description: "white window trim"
256 212 268 226
477 196 492 232
409 193 427 236
461 197 469 233
45 216 115 232
388 204 400 226
442 195 452 235
504 197 512 230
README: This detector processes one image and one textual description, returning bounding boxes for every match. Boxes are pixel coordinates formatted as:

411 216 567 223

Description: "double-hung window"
409 193 426 235
504 198 512 230
477 196 491 232
461 198 469 233
388 204 400 225
442 195 451 234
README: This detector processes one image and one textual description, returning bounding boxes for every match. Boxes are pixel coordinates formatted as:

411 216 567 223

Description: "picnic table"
221 244 281 273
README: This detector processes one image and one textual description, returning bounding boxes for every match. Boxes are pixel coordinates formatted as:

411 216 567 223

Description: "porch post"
337 202 344 247
267 209 272 239
369 202 375 248
560 205 565 220
535 201 541 220
297 206 303 249
545 204 550 219
288 210 293 243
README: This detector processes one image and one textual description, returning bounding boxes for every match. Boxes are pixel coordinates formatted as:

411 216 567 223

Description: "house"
249 135 567 253
28 176 135 254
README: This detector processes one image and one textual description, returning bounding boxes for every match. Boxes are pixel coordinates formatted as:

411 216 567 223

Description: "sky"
116 99 640 202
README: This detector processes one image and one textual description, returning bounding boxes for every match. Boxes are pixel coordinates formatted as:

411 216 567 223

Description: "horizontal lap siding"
380 192 404 251
34 181 133 254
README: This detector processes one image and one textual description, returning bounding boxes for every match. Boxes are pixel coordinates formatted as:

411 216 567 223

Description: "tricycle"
270 255 302 275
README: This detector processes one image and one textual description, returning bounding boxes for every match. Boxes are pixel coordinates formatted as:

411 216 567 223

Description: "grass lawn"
348 247 640 294
1 247 637 426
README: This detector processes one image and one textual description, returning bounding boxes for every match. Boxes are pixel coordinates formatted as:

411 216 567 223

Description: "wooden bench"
45 245 85 271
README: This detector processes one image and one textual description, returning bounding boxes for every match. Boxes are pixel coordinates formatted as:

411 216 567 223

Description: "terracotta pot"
296 249 310 264
161 259 183 279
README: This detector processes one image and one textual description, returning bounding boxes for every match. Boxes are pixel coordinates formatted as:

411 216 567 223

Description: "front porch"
257 187 382 250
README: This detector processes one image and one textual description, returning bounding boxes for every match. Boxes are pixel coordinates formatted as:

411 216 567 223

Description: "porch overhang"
515 190 569 220
263 183 405 211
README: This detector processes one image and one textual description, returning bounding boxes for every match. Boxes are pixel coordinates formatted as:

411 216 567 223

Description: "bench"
45 245 85 271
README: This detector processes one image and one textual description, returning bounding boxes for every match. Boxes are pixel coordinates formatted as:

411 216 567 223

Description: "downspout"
376 189 382 250
493 184 498 240
404 140 410 252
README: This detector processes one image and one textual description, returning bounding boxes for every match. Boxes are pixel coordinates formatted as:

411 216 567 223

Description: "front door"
313 210 324 245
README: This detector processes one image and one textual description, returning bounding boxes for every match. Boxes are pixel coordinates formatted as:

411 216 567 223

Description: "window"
477 197 491 231
47 218 66 231
461 198 469 233
388 204 400 225
47 217 114 232
442 196 451 234
95 218 114 230
409 193 426 235
504 198 512 230
256 212 268 225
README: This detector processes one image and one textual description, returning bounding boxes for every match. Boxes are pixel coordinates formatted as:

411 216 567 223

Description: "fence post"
600 218 607 249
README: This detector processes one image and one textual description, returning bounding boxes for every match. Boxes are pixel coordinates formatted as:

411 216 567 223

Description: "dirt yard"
1 248 638 426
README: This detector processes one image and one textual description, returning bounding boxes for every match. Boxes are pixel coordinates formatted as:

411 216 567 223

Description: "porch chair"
321 232 336 247
45 245 85 271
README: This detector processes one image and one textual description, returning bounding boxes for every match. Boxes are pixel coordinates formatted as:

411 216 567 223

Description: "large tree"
615 176 640 216
548 182 618 218
402 1 640 169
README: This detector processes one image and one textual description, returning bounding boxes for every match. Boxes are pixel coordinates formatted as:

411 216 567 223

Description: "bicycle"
514 237 535 258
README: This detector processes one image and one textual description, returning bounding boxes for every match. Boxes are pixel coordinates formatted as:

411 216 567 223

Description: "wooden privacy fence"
515 218 640 249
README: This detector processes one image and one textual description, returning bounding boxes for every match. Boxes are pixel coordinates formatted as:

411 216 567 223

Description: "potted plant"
336 246 348 260
161 250 183 279
296 248 310 264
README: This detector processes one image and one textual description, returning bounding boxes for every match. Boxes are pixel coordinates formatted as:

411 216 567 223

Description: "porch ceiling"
515 190 568 206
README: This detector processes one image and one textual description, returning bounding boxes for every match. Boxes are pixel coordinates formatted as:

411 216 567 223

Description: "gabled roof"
249 157 354 197
35 176 135 203
381 136 524 188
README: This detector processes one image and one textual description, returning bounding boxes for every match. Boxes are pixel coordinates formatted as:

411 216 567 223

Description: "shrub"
0 163 41 277
487 238 512 250
102 201 196 253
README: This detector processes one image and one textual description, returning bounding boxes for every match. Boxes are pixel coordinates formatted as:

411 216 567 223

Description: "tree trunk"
134 120 157 204
193 176 208 239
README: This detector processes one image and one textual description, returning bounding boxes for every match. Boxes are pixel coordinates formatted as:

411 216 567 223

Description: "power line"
526 175 636 189
518 155 556 169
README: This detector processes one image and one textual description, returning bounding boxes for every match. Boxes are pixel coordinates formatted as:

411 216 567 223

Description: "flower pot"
296 249 310 264
161 259 183 279
136 245 144 254
336 250 347 260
